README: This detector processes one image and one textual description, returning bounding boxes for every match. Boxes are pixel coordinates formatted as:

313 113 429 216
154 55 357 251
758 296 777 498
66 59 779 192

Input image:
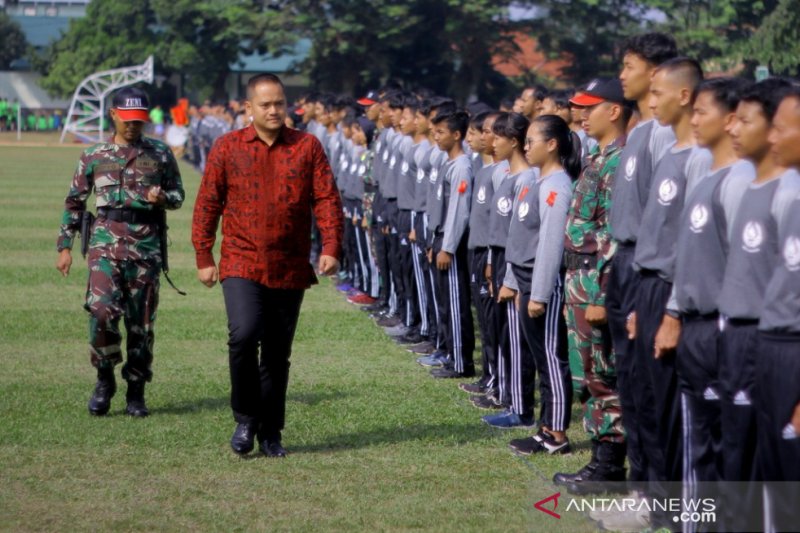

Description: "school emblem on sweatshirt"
358 164 366 176
657 178 678 206
624 156 637 181
784 236 800 271
689 204 709 233
518 200 530 220
417 169 425 183
437 183 443 200
382 149 389 163
401 161 409 175
497 196 512 216
742 221 764 253
430 168 439 184
477 185 487 204
389 155 397 169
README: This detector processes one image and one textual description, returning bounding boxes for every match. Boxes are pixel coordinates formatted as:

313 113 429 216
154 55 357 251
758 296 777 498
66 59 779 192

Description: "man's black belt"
97 208 159 224
563 250 597 270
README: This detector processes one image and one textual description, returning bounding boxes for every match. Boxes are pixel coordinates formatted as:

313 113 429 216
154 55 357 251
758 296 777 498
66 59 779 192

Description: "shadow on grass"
288 390 351 406
290 421 489 454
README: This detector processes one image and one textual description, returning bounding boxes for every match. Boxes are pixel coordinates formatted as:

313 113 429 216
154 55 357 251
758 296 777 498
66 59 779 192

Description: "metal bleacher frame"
59 55 153 143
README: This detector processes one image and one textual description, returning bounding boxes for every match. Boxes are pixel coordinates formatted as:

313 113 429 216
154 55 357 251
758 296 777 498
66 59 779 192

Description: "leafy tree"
743 0 800 75
0 12 29 69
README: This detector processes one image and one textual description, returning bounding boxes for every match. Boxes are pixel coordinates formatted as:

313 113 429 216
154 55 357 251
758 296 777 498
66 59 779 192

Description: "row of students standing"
295 33 800 530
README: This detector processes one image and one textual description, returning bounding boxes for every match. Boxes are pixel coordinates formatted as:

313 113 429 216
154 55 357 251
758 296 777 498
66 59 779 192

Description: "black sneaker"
459 381 488 394
430 367 475 379
510 429 571 456
406 341 436 355
395 332 426 345
376 314 402 327
471 394 504 410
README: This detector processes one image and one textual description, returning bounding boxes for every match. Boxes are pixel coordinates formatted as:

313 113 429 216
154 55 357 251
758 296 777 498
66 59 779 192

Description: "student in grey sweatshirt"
758 88 800 533
496 115 576 454
672 77 754 489
629 59 710 529
427 111 476 379
605 33 678 491
483 112 533 413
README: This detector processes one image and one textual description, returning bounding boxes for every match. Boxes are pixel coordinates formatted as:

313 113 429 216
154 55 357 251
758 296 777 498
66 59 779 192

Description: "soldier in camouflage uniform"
56 87 185 417
552 79 630 493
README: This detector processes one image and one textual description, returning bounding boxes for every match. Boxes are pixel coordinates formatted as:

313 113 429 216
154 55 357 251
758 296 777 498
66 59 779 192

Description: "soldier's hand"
497 285 516 303
626 312 637 340
318 255 340 276
654 314 680 360
197 265 219 287
586 304 608 326
56 249 72 277
528 300 545 318
147 186 166 206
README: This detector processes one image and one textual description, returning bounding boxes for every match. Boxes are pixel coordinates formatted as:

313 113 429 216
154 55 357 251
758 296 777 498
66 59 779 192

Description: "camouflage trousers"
565 302 625 443
84 253 160 382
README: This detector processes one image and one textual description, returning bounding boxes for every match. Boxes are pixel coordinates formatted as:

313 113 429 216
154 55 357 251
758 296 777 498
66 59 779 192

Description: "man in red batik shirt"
192 73 343 458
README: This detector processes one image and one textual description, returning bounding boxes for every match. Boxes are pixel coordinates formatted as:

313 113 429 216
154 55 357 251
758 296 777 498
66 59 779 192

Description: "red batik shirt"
192 125 343 289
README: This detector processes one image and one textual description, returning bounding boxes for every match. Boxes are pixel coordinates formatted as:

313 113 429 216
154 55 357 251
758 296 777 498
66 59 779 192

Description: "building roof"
10 15 72 47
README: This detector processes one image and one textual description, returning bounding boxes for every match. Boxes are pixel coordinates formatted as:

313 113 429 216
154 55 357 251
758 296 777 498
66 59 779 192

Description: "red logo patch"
546 191 558 206
519 186 529 200
534 492 561 519
458 180 467 194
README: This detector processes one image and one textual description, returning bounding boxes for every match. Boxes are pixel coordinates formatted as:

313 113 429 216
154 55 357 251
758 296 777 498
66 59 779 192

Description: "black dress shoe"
88 368 116 416
230 423 257 455
260 439 287 458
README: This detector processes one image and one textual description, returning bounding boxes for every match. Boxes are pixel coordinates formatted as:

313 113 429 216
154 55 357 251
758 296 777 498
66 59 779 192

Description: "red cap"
114 108 151 122
569 93 605 107
294 108 306 115
357 90 379 106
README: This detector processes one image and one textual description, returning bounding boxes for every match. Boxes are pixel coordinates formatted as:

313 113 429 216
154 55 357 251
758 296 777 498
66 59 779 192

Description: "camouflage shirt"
57 136 185 260
564 135 626 305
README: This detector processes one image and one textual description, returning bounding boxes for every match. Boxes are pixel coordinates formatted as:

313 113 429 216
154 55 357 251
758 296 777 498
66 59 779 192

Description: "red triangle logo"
533 492 561 519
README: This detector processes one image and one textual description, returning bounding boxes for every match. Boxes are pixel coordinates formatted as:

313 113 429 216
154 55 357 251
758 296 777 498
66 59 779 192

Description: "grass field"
0 144 603 532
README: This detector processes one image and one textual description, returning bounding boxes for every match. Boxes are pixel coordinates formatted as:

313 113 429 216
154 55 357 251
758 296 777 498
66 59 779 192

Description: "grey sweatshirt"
610 119 675 244
503 170 573 303
718 169 800 320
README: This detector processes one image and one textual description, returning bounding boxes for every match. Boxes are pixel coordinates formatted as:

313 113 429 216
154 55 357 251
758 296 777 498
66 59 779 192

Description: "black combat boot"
553 440 599 486
566 441 627 495
125 380 149 417
88 367 116 416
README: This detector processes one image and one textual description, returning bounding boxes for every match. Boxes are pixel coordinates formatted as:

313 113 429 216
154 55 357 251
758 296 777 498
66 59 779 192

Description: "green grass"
0 145 602 532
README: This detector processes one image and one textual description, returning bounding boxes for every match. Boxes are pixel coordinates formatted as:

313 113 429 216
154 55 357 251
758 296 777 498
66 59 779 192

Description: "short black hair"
429 97 457 118
547 89 572 110
692 77 752 112
246 73 284 96
470 111 492 130
622 32 678 66
388 92 408 110
739 77 797 122
432 110 469 138
655 57 704 91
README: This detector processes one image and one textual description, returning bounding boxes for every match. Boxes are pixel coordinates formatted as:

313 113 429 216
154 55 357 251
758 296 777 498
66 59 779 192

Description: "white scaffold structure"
60 56 154 143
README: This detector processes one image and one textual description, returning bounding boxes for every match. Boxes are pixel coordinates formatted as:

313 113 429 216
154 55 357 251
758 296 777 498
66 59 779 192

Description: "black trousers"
606 243 646 482
490 246 511 406
373 192 391 307
512 263 571 429
676 315 723 484
397 208 419 327
342 198 359 285
469 247 495 386
222 278 304 441
633 272 682 529
384 199 401 315
410 212 433 338
353 205 379 298
432 232 475 374
719 320 762 532
758 331 800 532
